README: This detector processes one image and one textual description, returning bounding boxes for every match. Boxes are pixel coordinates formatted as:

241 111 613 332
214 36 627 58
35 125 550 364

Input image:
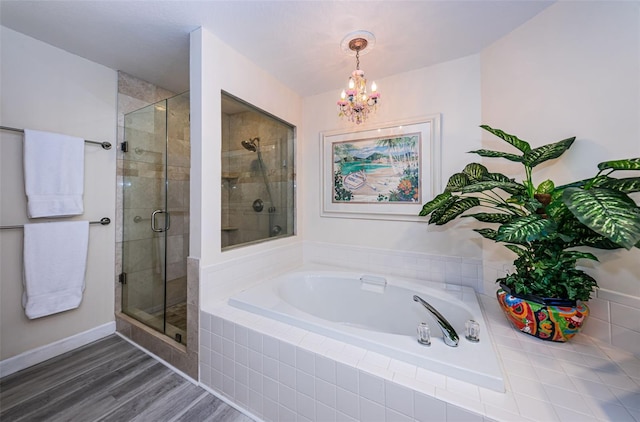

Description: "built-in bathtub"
229 270 505 392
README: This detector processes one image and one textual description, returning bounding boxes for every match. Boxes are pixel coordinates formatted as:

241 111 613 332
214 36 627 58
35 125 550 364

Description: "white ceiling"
0 1 554 97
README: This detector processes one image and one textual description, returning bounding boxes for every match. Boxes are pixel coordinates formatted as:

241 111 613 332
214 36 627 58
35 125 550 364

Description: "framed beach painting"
321 115 441 221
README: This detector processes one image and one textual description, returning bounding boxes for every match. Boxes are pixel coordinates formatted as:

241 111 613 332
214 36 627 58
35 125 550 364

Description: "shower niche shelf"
222 172 240 180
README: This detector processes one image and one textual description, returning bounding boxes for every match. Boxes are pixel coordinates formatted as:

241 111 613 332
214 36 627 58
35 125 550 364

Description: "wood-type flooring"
0 334 253 422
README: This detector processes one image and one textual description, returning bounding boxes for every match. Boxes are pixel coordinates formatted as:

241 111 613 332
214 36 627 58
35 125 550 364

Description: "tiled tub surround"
200 297 640 422
199 242 639 420
303 242 484 293
228 270 504 392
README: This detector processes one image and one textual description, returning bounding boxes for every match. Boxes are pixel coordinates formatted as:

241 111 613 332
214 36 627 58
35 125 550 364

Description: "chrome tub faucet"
413 295 459 347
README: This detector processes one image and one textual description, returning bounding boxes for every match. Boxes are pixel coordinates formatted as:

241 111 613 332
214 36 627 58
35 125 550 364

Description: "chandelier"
337 35 380 124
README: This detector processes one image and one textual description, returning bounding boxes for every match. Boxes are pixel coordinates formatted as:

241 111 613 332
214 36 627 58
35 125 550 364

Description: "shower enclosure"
121 92 190 344
221 92 295 249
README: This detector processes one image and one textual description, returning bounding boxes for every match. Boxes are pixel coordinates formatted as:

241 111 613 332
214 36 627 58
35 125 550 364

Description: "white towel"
24 129 85 218
22 221 89 319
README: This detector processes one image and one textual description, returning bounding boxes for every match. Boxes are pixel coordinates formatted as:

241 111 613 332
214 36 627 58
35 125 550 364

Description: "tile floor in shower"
163 301 188 343
126 301 188 345
136 275 188 344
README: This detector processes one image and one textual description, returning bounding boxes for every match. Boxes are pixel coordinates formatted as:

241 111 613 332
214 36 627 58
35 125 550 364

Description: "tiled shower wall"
221 110 293 248
166 92 191 307
115 71 198 379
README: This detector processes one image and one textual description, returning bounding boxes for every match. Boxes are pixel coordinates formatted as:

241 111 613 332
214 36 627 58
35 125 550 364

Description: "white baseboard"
0 321 116 378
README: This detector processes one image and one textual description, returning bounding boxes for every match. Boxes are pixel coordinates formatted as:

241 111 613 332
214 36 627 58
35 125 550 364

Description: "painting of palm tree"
332 133 421 203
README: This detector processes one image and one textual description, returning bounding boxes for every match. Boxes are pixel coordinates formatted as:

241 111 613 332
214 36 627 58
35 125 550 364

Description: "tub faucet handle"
417 322 431 346
413 295 459 347
465 320 480 342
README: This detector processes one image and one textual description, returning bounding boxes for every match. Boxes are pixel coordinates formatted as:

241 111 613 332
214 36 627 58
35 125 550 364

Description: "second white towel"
24 129 85 218
23 221 89 319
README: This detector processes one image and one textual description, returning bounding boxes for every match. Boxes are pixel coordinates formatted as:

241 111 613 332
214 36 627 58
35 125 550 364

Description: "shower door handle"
151 209 170 232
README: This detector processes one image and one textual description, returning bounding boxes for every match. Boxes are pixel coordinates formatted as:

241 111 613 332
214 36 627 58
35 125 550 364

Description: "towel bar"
0 217 110 230
0 126 112 150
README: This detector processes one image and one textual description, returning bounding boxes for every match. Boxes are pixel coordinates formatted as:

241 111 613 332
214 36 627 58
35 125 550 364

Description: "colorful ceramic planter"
496 288 589 342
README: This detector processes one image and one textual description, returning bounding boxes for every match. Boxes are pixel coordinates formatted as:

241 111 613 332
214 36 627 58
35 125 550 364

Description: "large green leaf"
483 172 517 183
496 214 557 244
597 158 640 171
509 194 548 213
480 125 531 153
461 213 516 223
460 180 525 194
555 178 591 190
545 199 569 221
504 244 527 257
565 236 624 250
600 177 640 193
462 163 488 182
445 173 471 192
562 187 640 249
483 173 526 194
586 175 614 190
468 149 522 162
561 251 599 262
560 222 615 244
419 192 452 216
522 137 576 168
474 228 498 240
430 197 480 225
427 196 459 224
536 179 555 194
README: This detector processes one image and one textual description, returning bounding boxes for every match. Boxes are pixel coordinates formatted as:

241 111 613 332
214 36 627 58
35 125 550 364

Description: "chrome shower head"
241 137 259 152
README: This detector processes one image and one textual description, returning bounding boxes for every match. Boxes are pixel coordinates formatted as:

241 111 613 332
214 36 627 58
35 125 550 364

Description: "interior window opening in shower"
221 91 295 250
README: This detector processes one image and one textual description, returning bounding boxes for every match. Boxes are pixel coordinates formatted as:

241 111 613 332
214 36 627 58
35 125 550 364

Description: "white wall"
190 28 305 305
481 1 640 297
0 27 117 360
190 28 304 266
302 55 483 258
296 3 639 352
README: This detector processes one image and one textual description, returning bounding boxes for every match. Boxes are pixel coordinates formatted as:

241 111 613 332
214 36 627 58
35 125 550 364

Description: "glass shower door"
122 101 169 334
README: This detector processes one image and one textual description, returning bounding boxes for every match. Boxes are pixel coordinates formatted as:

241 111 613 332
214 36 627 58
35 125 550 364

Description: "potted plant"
419 125 640 341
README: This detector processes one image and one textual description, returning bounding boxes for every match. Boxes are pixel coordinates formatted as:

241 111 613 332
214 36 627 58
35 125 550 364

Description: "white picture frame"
321 114 442 221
